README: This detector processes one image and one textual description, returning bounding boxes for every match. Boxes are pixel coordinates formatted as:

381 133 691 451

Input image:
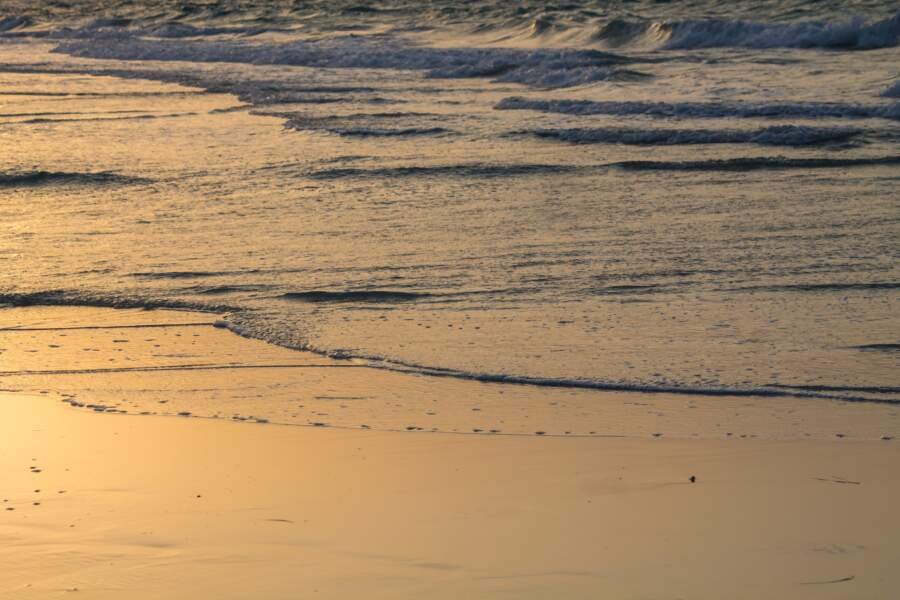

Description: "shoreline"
1 305 898 441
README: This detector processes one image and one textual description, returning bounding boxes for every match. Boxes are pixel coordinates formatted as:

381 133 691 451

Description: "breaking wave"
591 10 900 50
659 11 900 50
4 1 899 53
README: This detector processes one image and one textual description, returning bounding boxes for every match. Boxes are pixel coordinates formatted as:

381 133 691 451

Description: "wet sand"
1 307 899 598
3 306 898 439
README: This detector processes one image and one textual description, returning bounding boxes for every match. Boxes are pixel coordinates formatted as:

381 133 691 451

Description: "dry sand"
1 306 899 599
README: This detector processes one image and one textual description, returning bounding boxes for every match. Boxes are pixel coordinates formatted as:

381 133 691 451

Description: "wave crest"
590 11 900 50
662 11 900 50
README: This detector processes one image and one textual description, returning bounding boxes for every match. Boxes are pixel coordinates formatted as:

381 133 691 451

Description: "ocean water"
1 1 898 406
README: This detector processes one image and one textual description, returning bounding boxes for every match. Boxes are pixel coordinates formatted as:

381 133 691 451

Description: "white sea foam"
52 36 644 89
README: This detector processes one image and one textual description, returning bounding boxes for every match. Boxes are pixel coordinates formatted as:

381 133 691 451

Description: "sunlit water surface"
1 1 898 408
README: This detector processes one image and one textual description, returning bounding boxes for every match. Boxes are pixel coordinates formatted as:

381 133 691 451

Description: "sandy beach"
3 3 899 597
2 306 899 599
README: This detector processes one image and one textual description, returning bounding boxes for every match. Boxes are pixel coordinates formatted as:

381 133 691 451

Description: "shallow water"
1 1 898 407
